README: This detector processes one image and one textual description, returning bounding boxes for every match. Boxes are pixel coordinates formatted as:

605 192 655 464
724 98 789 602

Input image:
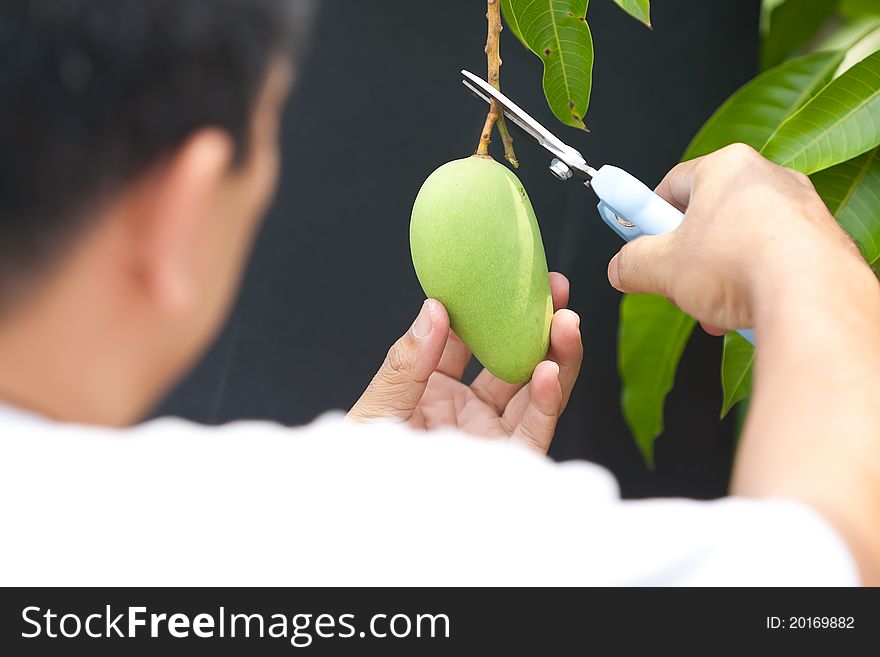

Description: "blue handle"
593 165 756 346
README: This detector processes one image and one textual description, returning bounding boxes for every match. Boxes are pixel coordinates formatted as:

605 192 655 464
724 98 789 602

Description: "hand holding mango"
348 273 581 454
347 154 581 452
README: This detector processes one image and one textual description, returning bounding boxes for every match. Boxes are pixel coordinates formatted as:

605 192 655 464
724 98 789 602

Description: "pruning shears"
461 69 756 345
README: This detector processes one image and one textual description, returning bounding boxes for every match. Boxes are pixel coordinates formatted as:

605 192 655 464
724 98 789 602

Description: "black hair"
0 0 298 302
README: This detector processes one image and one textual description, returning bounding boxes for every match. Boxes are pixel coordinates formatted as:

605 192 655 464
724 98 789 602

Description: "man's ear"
128 129 234 312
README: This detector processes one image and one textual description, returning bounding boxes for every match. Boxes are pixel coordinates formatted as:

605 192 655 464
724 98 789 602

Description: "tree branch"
475 0 518 167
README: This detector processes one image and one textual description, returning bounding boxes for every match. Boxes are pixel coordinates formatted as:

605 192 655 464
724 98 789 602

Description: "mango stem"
475 0 519 168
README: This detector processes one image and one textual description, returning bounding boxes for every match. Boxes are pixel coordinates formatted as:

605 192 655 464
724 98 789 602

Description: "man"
0 0 877 585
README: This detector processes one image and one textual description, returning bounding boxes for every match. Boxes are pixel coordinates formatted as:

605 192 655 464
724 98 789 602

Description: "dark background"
157 0 761 499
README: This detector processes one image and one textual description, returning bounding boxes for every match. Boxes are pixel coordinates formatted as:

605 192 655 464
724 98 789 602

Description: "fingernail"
411 301 434 339
607 254 621 290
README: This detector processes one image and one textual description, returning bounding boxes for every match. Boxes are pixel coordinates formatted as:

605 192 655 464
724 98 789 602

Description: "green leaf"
815 17 880 83
761 0 839 70
761 0 787 21
501 0 594 129
812 147 880 265
501 0 527 46
720 332 755 419
618 295 696 467
838 24 880 79
840 0 880 20
611 0 651 28
761 49 880 174
684 50 846 160
816 15 880 55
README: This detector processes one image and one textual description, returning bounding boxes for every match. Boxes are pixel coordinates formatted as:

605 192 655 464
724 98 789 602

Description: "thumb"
607 233 674 296
347 299 449 422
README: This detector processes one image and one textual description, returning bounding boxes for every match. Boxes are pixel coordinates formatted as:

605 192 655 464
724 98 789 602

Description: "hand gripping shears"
461 70 755 345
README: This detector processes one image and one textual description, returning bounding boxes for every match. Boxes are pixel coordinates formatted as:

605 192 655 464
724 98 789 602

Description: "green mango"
410 156 553 383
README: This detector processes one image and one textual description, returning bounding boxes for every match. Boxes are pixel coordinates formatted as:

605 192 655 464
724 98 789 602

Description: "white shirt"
0 404 858 586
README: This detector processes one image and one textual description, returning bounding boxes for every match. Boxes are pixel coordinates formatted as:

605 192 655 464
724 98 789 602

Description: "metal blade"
460 69 596 179
461 78 545 148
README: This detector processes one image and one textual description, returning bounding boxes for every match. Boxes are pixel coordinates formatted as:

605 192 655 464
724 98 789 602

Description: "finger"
470 369 525 415
654 157 703 212
700 321 728 337
436 329 471 379
497 311 581 424
607 232 675 296
549 272 570 311
347 299 449 422
546 309 582 410
510 361 562 455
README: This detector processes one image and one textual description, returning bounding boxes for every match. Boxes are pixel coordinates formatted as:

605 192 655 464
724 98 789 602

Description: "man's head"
0 0 302 423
